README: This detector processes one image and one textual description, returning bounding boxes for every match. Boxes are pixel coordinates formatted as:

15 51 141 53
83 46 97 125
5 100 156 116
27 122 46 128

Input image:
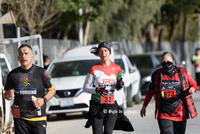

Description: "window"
115 59 125 73
130 55 153 69
48 60 100 78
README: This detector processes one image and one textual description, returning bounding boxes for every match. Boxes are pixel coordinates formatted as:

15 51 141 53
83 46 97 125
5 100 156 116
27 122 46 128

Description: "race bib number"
100 95 114 104
161 90 176 98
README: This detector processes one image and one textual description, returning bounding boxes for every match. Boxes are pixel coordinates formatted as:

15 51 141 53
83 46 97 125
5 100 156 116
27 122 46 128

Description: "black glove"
95 87 108 96
116 78 124 89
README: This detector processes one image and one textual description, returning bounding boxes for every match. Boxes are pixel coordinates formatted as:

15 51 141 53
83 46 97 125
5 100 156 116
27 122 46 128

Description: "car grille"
141 81 150 89
55 89 80 98
49 104 88 111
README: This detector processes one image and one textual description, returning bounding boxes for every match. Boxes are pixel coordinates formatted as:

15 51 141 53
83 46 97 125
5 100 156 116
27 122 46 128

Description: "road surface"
47 90 200 134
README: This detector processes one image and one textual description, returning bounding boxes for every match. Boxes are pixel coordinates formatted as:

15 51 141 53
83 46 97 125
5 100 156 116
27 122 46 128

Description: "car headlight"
142 76 151 82
74 88 83 97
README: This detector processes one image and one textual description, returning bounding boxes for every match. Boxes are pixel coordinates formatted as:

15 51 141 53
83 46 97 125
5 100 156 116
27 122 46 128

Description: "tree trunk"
182 15 188 43
63 30 68 41
169 13 182 43
137 31 143 43
83 20 90 45
83 6 93 46
0 0 4 39
158 29 163 51
180 15 188 61
149 22 163 51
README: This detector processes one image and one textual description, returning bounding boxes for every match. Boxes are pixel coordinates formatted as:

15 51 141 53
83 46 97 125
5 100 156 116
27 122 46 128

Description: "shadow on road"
47 112 86 122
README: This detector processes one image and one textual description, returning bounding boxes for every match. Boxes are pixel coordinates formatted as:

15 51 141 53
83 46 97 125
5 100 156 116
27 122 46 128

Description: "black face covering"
161 61 174 72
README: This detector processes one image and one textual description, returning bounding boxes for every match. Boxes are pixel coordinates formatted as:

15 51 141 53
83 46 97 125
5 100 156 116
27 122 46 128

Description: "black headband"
98 42 111 54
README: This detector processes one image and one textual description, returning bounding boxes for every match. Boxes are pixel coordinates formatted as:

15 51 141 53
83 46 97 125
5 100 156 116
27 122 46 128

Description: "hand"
140 106 146 118
5 89 15 100
32 98 45 109
117 78 124 89
96 87 108 96
188 87 195 94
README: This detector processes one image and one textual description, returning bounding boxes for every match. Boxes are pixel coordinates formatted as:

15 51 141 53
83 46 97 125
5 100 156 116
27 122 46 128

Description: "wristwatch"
43 97 47 103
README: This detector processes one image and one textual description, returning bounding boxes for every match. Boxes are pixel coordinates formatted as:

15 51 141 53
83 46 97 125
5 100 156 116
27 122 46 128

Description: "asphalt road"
47 90 200 134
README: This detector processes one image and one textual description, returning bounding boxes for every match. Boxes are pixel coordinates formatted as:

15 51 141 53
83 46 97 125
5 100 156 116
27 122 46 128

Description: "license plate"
60 99 74 107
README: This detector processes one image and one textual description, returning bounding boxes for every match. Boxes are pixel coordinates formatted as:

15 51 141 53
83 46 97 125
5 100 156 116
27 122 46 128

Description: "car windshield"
130 55 153 69
48 59 100 78
115 59 125 72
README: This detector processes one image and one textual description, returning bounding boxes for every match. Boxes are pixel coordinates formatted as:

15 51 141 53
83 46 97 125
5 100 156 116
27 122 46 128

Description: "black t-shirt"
5 64 53 118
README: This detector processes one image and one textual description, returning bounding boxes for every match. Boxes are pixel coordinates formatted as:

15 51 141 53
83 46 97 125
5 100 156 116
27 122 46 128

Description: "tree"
88 0 165 44
158 0 200 60
161 0 200 43
2 0 63 35
41 0 107 43
0 0 4 39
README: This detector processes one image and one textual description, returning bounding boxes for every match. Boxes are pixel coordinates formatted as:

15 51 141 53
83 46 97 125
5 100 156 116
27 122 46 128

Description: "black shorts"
14 118 47 134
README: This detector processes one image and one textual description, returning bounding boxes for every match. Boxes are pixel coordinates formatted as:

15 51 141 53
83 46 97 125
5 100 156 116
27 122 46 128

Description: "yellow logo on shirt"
24 78 30 87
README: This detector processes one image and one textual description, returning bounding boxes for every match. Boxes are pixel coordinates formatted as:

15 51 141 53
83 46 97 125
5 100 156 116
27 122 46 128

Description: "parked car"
46 45 127 118
114 54 141 107
147 51 185 68
0 53 14 133
128 54 161 96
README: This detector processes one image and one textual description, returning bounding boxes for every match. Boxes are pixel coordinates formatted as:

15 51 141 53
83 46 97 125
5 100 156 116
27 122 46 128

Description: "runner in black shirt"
4 44 56 134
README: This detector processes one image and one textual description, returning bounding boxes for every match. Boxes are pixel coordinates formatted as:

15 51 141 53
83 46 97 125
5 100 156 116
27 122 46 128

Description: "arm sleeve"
83 73 96 94
43 70 54 91
186 69 198 92
142 73 155 107
143 90 154 107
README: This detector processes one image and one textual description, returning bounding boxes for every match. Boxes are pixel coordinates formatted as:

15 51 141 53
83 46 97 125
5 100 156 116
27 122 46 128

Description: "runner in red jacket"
140 52 198 134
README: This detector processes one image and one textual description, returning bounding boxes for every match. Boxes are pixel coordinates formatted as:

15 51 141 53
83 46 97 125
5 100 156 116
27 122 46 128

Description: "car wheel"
127 86 133 107
6 128 14 134
134 89 142 104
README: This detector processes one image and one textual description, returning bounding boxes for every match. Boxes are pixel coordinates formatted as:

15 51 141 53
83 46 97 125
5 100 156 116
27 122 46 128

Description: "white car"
114 54 141 107
0 53 14 133
46 45 127 117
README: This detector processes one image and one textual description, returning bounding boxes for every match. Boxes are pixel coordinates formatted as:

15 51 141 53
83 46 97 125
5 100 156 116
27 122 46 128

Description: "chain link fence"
0 35 43 69
42 39 80 63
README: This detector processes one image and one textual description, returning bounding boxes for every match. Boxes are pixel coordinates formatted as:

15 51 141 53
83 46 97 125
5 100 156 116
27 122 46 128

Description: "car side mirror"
182 61 186 66
155 64 160 69
122 69 125 73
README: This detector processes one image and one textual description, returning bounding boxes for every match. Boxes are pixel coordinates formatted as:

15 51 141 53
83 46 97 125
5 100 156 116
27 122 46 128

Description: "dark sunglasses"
161 61 173 66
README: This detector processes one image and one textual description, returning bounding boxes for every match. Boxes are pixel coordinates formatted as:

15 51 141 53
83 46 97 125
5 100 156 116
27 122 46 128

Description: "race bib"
100 95 114 104
161 90 176 98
